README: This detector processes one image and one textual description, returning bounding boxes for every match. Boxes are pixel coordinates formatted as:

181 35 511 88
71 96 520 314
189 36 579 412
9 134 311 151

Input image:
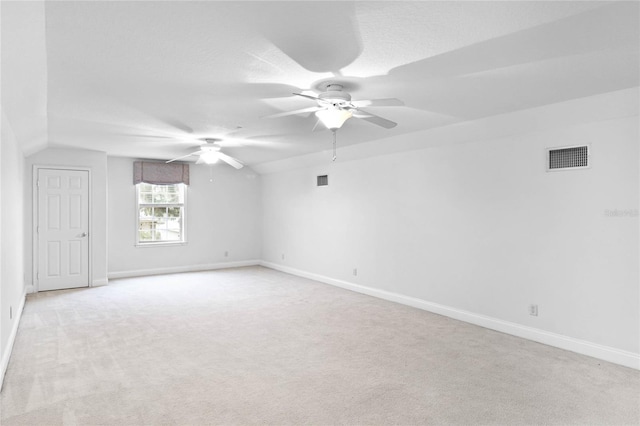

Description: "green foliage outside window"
137 183 185 243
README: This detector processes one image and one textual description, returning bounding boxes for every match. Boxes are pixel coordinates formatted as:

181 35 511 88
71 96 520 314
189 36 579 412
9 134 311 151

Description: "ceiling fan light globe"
315 108 352 130
200 152 219 164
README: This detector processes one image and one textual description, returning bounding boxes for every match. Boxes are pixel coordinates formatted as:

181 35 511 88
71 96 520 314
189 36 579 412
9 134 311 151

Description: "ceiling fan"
166 139 244 169
267 83 404 130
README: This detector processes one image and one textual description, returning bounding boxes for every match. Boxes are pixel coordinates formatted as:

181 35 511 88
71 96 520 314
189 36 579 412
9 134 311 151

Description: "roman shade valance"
133 161 190 185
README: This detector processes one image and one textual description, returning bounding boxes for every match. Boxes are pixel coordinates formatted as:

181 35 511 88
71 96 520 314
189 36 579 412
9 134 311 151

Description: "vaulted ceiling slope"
2 1 638 166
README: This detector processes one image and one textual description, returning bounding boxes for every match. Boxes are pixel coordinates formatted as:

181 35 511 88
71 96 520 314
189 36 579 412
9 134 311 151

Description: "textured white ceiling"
2 1 638 166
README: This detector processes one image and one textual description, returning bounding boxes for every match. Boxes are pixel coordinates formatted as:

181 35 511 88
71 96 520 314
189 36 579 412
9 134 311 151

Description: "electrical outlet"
10 306 12 319
529 304 538 316
281 253 285 260
224 251 228 257
353 268 358 276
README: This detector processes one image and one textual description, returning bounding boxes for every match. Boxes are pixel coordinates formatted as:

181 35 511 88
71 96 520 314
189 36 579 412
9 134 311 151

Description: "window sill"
135 241 187 248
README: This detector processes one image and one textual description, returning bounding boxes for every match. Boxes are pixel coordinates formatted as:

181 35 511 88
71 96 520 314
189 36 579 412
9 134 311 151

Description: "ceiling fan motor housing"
318 84 351 105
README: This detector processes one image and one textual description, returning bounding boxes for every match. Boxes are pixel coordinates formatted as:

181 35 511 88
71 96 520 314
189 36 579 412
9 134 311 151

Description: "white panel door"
37 169 89 291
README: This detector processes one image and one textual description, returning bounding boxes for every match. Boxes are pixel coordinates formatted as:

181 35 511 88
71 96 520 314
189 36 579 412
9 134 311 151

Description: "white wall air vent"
547 145 590 171
317 175 328 186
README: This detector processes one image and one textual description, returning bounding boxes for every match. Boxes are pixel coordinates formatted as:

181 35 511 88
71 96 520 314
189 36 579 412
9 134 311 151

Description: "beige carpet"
1 266 638 425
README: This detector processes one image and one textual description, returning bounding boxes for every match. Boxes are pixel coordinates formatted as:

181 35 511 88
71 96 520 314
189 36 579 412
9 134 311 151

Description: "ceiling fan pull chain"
332 130 337 162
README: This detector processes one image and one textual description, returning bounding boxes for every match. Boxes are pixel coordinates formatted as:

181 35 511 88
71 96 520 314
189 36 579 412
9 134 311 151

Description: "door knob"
81 232 87 237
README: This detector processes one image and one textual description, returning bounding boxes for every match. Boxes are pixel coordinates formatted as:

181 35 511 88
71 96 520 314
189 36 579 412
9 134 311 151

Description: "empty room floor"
1 266 638 425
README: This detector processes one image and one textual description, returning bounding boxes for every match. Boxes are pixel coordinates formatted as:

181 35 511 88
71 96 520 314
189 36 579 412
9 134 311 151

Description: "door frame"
32 165 93 292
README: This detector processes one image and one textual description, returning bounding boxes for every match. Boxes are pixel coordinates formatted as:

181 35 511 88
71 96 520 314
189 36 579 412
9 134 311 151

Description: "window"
136 183 186 245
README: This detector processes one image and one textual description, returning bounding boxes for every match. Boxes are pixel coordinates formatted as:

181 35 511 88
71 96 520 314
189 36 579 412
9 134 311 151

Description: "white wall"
25 147 109 288
1 0 46 386
107 157 261 277
1 111 26 383
0 1 48 156
261 113 639 362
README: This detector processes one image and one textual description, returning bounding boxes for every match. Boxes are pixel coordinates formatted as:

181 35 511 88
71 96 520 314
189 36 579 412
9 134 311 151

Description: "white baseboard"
92 278 109 287
108 259 261 280
0 291 26 391
25 285 35 294
260 261 640 371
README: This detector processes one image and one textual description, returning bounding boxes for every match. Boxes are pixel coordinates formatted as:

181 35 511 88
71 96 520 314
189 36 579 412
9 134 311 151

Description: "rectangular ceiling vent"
317 175 328 186
547 145 590 171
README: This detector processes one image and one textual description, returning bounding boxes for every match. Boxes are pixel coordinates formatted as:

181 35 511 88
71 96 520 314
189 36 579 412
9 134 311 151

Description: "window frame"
135 183 187 247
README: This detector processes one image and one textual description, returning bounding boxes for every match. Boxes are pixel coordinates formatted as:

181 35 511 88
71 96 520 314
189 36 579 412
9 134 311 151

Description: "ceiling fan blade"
166 151 201 163
351 98 405 108
353 109 397 129
195 156 205 165
293 92 323 102
252 2 362 73
117 133 175 139
265 106 323 119
217 153 244 170
293 93 333 105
